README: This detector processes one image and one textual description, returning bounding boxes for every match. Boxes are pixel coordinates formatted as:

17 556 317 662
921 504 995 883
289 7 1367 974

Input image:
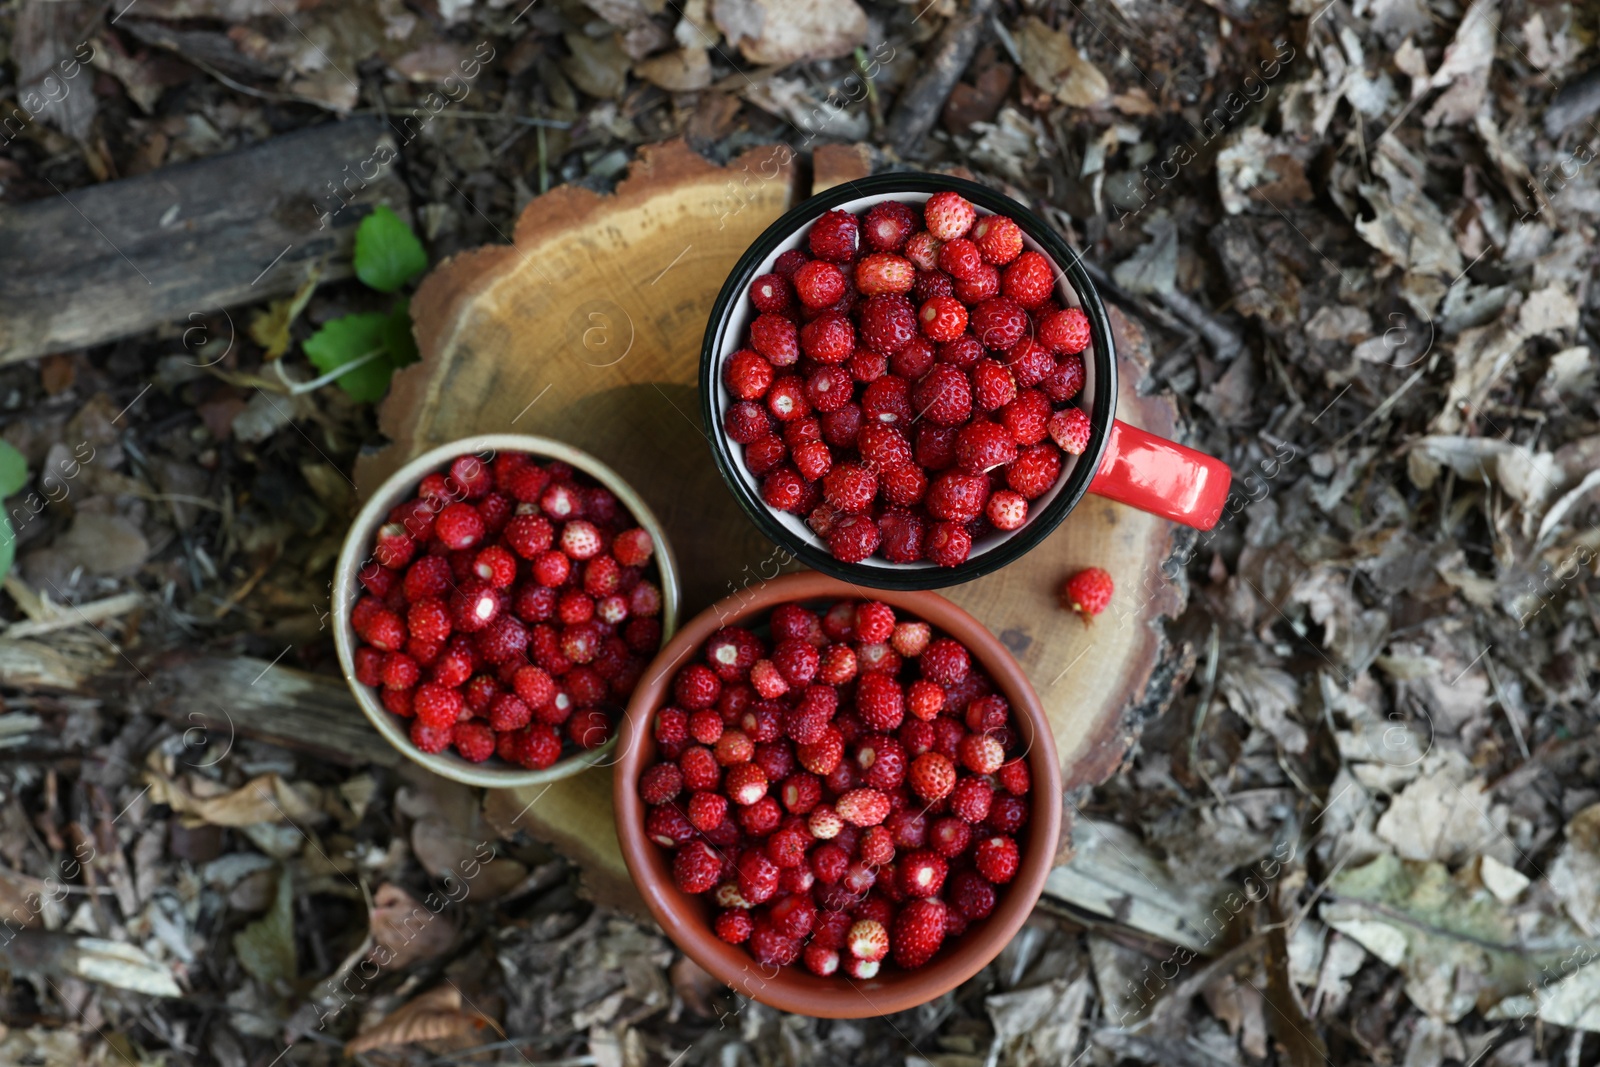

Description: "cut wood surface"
0 117 406 364
376 140 1191 913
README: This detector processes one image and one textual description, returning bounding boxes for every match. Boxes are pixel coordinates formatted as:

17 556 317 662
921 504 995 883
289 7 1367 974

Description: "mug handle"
1086 420 1232 530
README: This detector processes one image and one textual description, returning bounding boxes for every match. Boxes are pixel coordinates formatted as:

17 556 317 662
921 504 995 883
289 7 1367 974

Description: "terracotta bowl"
333 434 681 788
613 572 1060 1018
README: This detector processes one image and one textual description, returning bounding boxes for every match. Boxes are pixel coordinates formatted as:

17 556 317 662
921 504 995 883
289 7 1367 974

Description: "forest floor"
1 0 1599 1064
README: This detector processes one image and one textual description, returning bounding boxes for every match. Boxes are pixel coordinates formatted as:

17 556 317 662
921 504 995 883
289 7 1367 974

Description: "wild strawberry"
399 557 448 604
502 461 551 503
749 272 793 313
863 200 916 251
401 599 448 647
743 707 785 747
716 909 754 944
1039 306 1091 354
686 791 727 833
836 787 890 827
356 603 406 651
413 683 463 731
891 335 937 381
818 462 874 512
678 709 719 749
556 589 593 626
971 214 1023 264
949 778 993 824
780 772 822 814
766 825 813 870
354 647 387 688
714 729 754 765
856 641 902 676
639 762 684 804
804 366 852 415
954 263 1000 304
798 727 844 775
927 817 968 859
750 927 801 966
725 399 774 445
433 502 484 551
855 425 911 472
920 471 985 524
809 209 859 262
925 522 972 568
431 638 477 688
970 297 1029 351
817 644 857 685
847 918 889 962
898 851 949 899
1042 352 1086 403
955 421 1018 473
448 723 489 764
827 515 880 564
725 348 774 400
671 663 719 710
913 268 954 302
1061 566 1113 622
725 763 769 806
477 616 530 664
608 528 652 569
1002 250 1054 308
630 581 662 618
766 376 811 422
769 893 817 939
845 673 898 732
749 313 800 366
855 252 915 295
803 943 840 976
908 750 956 801
904 230 942 271
999 389 1051 446
373 523 416 570
770 640 819 687
750 659 790 699
989 794 1029 834
998 758 1031 795
965 363 1014 418
996 449 1059 506
583 557 623 600
917 295 967 342
674 840 722 894
374 652 419 694
793 260 847 308
974 834 1020 883
847 602 890 644
808 805 844 841
410 718 452 754
858 294 917 355
938 237 985 282
880 466 928 508
1048 408 1091 455
987 490 1029 531
1006 338 1055 388
800 311 855 364
647 804 696 847
679 745 720 792
848 346 888 383
514 724 564 768
772 248 809 278
842 955 881 979
859 378 913 431
950 870 997 920
923 191 976 240
738 850 782 905
906 365 968 429
740 796 783 836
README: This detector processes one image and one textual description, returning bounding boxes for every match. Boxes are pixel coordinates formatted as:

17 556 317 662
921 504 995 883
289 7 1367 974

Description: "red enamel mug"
702 173 1231 590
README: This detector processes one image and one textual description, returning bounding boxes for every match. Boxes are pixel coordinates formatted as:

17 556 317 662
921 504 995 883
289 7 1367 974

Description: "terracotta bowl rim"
333 433 682 788
613 571 1060 1018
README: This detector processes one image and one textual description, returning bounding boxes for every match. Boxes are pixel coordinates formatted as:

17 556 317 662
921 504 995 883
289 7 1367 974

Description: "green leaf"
304 313 393 403
353 205 427 293
0 512 14 583
0 440 27 498
233 867 297 986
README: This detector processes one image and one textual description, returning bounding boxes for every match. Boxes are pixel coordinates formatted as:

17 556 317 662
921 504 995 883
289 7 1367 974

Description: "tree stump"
370 140 1189 913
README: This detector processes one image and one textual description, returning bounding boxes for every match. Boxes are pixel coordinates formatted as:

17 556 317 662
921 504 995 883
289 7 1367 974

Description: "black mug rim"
699 172 1118 591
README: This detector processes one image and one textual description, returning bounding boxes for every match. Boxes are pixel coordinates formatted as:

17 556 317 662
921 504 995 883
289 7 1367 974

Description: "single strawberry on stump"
642 597 1032 979
723 192 1097 568
347 451 665 768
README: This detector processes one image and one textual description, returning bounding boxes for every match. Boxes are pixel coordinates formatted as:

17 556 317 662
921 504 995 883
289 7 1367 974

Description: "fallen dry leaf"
1014 17 1108 108
345 984 499 1055
713 0 867 65
369 883 459 970
145 763 323 829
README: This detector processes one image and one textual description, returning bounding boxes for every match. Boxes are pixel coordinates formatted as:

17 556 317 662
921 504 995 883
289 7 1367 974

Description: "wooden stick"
885 0 998 157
